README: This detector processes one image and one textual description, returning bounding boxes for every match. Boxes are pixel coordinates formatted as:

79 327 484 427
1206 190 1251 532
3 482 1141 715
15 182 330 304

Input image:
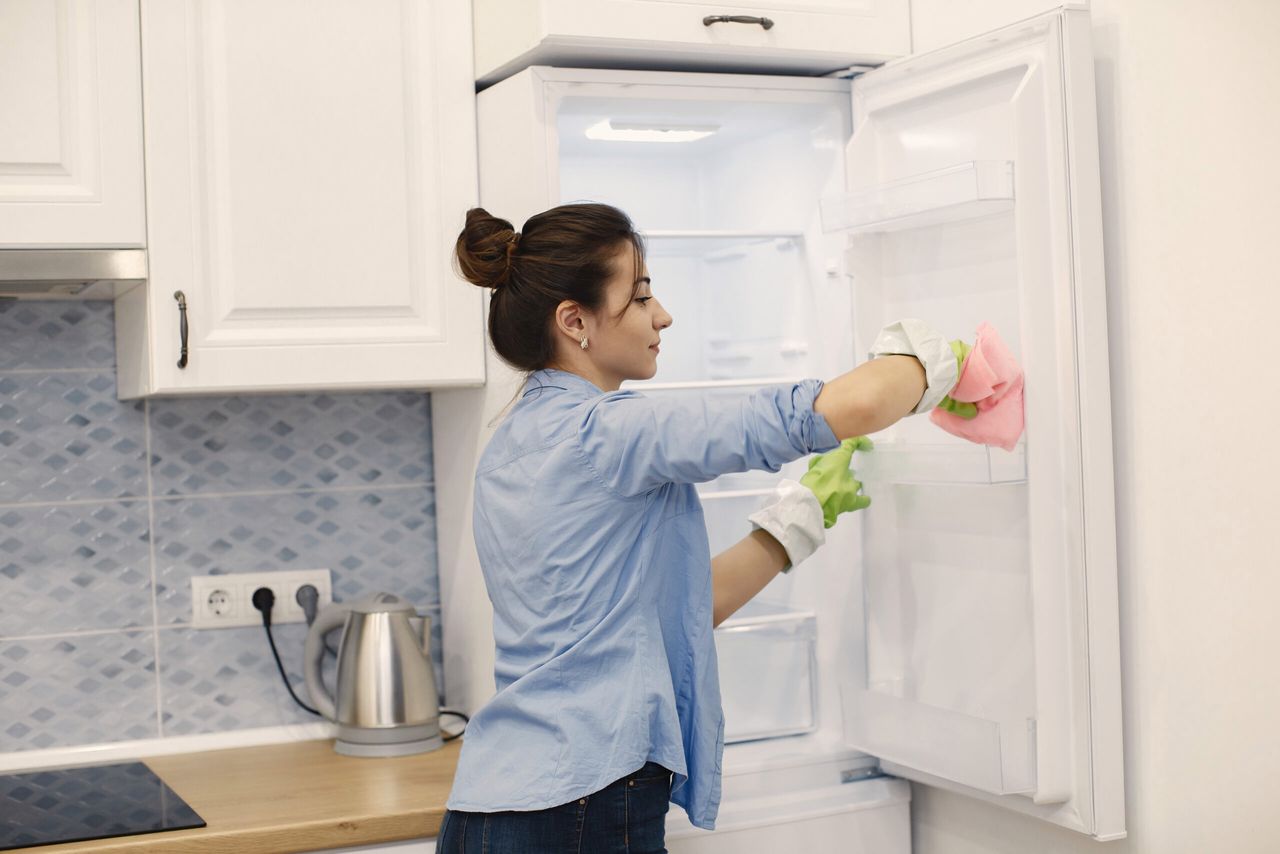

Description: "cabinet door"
473 0 909 87
121 0 482 396
826 9 1124 839
0 0 145 247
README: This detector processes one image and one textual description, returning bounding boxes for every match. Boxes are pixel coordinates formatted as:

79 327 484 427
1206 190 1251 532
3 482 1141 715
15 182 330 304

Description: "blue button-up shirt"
446 369 838 829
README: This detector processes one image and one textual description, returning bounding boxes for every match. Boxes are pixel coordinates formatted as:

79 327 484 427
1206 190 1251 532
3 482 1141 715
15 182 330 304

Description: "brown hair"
453 203 645 372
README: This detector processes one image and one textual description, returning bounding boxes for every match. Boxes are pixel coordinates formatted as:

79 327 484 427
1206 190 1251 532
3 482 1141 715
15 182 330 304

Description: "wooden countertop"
30 738 461 853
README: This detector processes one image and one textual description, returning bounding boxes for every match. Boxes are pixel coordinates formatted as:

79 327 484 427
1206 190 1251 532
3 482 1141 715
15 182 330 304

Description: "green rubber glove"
934 339 978 420
799 436 873 528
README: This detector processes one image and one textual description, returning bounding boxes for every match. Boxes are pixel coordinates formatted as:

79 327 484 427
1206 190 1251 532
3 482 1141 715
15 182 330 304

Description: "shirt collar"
524 368 605 400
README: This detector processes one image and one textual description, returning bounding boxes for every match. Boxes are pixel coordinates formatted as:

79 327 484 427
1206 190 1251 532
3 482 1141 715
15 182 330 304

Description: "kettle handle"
303 603 348 721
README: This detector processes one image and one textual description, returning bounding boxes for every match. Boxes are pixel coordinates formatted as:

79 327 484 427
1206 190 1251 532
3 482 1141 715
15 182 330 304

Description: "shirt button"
579 799 587 805
628 780 635 787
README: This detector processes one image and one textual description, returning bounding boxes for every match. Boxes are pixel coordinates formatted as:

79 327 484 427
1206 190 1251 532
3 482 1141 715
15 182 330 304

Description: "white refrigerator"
432 7 1123 849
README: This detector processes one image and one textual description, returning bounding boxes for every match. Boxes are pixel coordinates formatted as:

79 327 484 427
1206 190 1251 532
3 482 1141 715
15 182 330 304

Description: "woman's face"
588 243 673 390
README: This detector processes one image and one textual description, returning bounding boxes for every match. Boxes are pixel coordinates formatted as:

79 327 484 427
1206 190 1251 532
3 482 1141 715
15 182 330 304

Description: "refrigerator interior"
554 83 867 750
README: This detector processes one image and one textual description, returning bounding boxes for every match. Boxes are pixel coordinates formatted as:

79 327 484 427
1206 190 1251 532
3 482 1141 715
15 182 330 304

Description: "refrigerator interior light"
585 119 720 143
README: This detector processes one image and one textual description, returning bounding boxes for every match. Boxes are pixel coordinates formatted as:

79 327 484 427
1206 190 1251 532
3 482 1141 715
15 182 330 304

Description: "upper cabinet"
0 0 146 247
116 0 484 398
473 0 910 87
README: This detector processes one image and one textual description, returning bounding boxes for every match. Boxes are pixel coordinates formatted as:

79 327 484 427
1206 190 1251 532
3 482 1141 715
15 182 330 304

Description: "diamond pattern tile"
0 372 146 504
152 487 439 626
0 308 444 757
0 301 116 371
0 632 158 752
156 625 317 735
149 393 432 496
0 501 152 636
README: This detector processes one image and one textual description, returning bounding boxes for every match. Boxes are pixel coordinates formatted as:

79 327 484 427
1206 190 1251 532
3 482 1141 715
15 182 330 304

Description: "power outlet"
190 569 333 629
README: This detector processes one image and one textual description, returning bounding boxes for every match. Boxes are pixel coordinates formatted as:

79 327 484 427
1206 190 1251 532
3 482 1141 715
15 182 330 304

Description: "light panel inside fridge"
557 95 847 233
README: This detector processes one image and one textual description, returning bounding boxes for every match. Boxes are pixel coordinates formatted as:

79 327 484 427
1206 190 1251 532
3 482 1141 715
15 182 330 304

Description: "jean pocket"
629 762 672 784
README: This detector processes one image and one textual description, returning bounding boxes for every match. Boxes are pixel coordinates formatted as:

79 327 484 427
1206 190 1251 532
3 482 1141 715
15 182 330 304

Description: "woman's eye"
635 297 653 306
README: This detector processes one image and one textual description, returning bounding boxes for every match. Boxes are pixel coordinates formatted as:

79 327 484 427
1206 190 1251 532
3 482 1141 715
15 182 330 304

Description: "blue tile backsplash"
0 301 442 753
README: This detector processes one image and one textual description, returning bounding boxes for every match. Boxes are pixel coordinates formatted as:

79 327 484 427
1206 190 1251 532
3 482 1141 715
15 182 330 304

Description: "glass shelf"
842 684 1036 796
855 440 1026 485
821 160 1014 234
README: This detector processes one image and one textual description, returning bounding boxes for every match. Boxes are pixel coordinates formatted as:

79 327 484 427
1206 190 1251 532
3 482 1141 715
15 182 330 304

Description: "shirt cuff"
796 379 840 453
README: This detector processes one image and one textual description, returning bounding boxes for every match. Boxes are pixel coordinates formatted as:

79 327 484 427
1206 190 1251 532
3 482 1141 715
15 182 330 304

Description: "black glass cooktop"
0 761 205 850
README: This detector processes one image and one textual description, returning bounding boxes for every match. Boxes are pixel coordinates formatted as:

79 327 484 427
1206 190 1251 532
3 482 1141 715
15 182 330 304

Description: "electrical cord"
252 587 321 717
440 709 469 742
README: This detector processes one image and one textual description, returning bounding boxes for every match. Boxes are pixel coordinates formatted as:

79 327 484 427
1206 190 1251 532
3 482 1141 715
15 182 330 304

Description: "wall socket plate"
190 569 332 629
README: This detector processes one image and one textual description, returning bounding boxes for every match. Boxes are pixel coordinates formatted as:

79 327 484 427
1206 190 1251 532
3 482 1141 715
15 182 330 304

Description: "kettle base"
333 722 443 758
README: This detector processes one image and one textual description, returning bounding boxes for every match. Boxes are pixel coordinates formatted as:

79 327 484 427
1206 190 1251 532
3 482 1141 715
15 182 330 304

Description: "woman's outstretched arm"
814 355 926 440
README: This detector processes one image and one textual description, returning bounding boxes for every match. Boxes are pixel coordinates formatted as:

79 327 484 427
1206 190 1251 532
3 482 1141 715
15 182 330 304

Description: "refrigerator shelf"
856 440 1026 485
821 160 1014 235
843 685 1036 796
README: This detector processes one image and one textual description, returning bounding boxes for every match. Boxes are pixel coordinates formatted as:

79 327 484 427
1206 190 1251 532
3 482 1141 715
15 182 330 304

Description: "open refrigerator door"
822 8 1124 839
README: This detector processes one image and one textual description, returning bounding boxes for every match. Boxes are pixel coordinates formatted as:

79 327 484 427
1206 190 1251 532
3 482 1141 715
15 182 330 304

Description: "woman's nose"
656 301 673 329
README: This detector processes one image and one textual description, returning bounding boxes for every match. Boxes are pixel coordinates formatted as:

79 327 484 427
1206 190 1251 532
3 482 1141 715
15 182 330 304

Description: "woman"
439 203 958 853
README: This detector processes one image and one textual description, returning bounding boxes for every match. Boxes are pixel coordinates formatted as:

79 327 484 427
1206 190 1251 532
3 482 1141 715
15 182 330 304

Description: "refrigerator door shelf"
819 160 1014 234
843 685 1035 795
856 440 1027 485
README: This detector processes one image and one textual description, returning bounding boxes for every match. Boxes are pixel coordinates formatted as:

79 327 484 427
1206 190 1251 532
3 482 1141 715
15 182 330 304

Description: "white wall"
907 1 1280 852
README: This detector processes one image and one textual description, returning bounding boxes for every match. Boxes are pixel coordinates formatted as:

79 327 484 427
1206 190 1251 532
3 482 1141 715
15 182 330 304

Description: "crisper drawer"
715 603 817 743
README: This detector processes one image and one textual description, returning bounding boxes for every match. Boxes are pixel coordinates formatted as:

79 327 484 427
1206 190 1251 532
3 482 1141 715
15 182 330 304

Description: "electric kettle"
303 592 442 757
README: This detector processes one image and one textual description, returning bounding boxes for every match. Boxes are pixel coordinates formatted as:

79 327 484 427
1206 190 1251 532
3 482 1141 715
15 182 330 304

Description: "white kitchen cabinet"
472 0 910 87
115 0 483 398
0 0 146 247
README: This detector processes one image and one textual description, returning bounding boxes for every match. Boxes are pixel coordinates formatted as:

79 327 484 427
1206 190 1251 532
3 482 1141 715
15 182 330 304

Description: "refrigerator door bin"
842 686 1035 795
856 440 1027 485
715 603 819 744
820 160 1014 234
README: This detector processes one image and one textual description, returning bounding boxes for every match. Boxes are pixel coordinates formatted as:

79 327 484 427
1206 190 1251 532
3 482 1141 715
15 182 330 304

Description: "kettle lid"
348 591 416 615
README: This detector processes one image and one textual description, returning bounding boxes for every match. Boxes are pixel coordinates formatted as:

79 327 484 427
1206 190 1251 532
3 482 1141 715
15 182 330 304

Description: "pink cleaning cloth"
928 322 1025 452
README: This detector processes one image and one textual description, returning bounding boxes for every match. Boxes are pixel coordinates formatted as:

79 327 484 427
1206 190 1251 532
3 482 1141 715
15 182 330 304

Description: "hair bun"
454 207 519 290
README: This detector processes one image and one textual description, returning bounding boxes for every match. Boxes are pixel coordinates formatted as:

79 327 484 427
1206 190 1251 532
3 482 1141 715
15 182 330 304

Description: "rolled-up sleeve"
576 380 840 497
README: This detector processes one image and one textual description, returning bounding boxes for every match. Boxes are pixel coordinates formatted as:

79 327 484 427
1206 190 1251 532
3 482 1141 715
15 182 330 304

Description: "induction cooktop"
0 761 205 850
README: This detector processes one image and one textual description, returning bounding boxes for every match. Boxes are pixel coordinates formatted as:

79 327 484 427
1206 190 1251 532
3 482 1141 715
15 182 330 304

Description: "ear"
552 299 587 344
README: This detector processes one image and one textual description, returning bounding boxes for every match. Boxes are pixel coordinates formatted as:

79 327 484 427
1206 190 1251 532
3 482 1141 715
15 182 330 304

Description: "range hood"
0 249 147 299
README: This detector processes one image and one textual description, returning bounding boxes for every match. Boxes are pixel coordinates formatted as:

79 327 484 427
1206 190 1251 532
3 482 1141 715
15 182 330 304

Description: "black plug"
251 586 275 626
251 584 319 717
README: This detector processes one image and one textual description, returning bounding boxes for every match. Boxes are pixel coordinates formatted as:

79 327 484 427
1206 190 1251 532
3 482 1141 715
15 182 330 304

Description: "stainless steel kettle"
303 592 441 757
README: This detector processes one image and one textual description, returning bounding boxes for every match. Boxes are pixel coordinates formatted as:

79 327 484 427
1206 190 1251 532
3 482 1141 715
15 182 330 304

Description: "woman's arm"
814 355 926 440
710 530 789 627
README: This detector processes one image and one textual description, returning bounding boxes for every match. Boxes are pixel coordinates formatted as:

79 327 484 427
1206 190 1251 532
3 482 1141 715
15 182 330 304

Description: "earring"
580 336 589 350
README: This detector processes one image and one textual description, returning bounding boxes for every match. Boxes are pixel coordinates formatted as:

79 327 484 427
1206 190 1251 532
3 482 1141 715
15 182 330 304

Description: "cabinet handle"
174 290 189 369
703 14 775 30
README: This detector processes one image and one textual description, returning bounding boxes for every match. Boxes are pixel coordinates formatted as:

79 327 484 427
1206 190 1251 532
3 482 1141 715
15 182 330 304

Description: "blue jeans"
438 762 673 853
